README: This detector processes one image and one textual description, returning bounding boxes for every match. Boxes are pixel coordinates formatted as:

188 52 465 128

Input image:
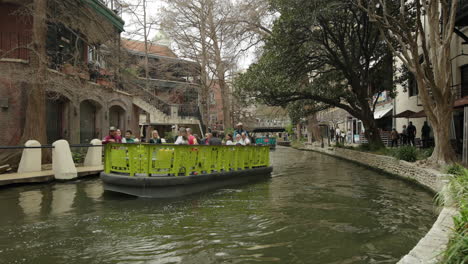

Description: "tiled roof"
122 39 177 58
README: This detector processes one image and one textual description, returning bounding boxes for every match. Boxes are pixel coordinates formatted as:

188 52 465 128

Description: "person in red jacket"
103 126 122 144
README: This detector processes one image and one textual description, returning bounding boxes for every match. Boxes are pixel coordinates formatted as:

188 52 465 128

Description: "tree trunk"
427 107 456 166
21 0 47 146
307 114 321 142
143 0 149 91
361 117 384 148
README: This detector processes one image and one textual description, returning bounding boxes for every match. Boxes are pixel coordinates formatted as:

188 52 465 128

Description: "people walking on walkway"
421 121 431 148
149 130 162 144
401 125 408 145
186 128 198 145
335 127 341 144
391 128 399 147
346 129 352 144
103 126 122 144
407 122 416 146
175 127 188 145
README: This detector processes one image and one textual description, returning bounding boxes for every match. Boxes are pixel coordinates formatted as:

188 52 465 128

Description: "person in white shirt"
241 132 251 145
235 134 245 145
225 134 235 145
174 127 188 145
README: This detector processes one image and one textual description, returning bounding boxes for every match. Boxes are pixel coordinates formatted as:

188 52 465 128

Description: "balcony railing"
0 32 31 61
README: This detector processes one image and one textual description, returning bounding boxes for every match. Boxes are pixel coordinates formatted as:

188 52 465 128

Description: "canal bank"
297 144 457 264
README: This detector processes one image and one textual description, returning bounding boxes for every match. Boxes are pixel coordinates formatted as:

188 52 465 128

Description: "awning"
374 105 393 119
394 110 416 118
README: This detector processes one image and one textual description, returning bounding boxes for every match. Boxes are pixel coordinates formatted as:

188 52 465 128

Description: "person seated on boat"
235 134 245 146
233 122 248 138
202 133 211 145
194 134 202 145
225 134 235 145
149 130 162 144
103 126 122 144
175 127 189 145
122 130 136 143
186 128 198 145
208 131 222 145
241 132 251 145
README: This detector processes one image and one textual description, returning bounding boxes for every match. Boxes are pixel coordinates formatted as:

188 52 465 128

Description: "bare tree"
360 0 458 165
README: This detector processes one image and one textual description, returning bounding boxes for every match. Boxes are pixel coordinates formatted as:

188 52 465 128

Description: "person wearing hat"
103 126 122 144
233 122 248 138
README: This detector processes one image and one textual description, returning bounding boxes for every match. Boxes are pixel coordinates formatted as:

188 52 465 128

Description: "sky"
118 0 257 70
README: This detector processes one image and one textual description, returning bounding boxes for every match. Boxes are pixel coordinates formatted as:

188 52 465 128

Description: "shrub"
357 143 371 151
393 146 417 162
447 164 466 177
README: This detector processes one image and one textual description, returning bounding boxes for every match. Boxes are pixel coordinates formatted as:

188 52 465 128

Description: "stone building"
0 0 139 146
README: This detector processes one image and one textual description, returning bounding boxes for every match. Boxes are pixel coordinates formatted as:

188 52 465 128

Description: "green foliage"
440 164 468 263
164 131 177 143
72 151 85 164
392 146 417 162
447 164 466 177
285 124 294 135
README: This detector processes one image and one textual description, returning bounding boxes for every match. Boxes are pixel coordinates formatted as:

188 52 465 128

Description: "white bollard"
52 140 77 180
84 139 103 167
18 140 42 173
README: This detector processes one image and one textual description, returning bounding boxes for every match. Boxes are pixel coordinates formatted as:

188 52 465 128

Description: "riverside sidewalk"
0 165 104 187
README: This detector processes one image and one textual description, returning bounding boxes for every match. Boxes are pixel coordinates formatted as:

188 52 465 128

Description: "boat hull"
101 167 273 198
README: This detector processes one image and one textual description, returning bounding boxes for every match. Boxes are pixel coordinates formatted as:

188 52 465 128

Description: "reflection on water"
0 147 436 264
19 190 42 218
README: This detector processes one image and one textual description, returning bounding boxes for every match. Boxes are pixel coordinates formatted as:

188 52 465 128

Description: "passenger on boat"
225 134 235 145
103 127 122 144
122 130 138 143
186 128 198 145
235 134 244 145
208 131 222 145
149 130 162 144
241 132 251 145
175 127 189 145
233 122 249 138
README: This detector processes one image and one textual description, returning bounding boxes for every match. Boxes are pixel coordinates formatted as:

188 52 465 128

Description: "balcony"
456 0 468 27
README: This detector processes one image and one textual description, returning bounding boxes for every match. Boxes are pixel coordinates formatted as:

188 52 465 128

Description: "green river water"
0 147 436 264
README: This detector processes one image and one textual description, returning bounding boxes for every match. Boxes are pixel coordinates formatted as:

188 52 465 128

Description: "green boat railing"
104 144 270 176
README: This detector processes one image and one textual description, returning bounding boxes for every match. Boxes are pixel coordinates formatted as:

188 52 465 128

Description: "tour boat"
100 143 272 198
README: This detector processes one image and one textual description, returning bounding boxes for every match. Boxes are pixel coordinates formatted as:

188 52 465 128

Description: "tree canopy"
235 0 396 146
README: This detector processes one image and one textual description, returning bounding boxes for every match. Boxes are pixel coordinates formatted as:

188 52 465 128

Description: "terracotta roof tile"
122 39 177 58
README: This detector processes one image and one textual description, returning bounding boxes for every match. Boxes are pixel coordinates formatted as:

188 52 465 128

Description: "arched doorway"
109 105 126 131
46 93 70 144
80 100 101 143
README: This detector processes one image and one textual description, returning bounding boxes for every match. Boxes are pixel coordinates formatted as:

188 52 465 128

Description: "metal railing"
104 144 270 177
0 144 103 150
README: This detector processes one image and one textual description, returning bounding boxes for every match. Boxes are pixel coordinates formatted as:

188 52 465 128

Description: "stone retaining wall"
300 145 456 264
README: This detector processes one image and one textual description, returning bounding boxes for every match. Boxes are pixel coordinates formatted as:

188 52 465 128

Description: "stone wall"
301 145 456 264
304 146 448 193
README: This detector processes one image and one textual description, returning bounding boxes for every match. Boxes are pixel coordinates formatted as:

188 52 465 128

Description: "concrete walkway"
0 165 103 186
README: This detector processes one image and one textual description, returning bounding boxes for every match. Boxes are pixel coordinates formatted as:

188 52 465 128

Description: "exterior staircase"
133 90 200 126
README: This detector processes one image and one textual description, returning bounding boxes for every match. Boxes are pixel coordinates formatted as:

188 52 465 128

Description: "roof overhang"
84 0 125 32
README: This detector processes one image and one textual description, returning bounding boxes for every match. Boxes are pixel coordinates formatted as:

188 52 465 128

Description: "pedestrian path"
0 165 103 187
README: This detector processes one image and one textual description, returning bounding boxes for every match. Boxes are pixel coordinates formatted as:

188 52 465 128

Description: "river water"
0 147 436 264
